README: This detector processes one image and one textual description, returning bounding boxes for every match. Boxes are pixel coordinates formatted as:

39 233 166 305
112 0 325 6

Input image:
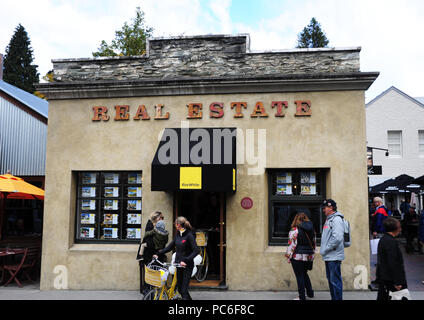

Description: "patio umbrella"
412 175 424 186
369 174 416 194
0 174 45 240
0 174 44 200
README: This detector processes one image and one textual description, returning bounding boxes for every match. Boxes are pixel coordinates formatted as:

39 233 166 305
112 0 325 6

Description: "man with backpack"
320 199 347 300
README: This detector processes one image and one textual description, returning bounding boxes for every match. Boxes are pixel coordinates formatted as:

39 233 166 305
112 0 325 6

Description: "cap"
322 199 337 209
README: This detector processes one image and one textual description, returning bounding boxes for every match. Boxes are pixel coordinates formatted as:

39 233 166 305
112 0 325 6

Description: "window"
419 130 424 156
387 130 402 157
75 171 142 243
268 169 327 246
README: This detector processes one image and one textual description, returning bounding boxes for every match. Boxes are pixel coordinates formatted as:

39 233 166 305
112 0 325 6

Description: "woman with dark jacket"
154 216 199 300
137 211 163 294
376 217 408 300
285 212 316 300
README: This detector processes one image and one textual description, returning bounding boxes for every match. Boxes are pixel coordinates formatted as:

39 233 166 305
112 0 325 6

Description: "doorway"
174 191 226 288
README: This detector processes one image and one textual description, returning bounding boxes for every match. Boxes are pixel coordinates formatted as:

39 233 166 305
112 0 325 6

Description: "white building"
366 86 424 209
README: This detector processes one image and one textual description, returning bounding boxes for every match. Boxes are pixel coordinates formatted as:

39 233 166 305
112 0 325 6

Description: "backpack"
331 215 351 248
340 216 351 248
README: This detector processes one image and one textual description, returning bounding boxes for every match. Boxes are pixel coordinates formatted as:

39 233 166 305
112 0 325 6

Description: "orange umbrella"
0 174 45 200
0 174 45 240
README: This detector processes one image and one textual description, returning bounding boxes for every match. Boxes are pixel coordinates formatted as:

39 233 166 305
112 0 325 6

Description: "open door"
174 191 226 288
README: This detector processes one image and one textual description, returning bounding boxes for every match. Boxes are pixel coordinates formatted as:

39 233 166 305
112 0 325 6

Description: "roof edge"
366 85 424 109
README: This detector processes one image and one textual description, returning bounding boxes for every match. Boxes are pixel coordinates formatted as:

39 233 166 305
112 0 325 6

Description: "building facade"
0 79 48 241
0 80 48 180
38 34 378 291
366 86 424 209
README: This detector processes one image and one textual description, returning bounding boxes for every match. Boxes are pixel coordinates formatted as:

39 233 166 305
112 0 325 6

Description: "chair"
3 246 40 288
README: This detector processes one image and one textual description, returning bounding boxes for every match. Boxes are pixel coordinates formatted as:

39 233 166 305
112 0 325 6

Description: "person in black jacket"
376 217 408 300
155 216 199 300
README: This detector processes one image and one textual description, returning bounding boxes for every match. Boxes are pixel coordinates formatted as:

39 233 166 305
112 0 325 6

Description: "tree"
3 24 39 93
93 7 154 57
296 17 329 48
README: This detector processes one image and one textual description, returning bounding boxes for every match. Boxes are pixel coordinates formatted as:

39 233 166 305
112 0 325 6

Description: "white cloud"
0 0 422 102
231 0 424 101
208 0 233 33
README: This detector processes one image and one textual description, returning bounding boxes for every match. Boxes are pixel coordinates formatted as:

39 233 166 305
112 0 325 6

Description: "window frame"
387 130 402 158
75 170 143 244
267 168 327 246
418 130 424 157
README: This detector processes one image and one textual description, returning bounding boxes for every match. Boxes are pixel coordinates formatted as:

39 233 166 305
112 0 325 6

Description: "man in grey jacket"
320 199 345 300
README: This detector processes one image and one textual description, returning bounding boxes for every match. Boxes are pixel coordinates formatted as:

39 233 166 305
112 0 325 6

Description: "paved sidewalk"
1 283 424 300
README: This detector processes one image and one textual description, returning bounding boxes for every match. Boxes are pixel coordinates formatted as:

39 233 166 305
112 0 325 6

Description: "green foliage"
93 7 154 57
296 17 329 48
3 24 39 93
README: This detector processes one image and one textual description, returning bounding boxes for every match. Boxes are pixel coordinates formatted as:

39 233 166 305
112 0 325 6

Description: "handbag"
370 238 380 255
389 289 412 300
136 242 143 260
304 231 316 271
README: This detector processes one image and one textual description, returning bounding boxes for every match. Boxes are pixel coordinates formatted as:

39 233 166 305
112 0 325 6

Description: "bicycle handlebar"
150 257 186 268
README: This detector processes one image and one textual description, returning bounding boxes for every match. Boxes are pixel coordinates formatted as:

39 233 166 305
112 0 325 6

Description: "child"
138 220 169 262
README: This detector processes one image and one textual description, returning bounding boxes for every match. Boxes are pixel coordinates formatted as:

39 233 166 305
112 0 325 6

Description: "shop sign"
92 100 312 121
180 167 202 190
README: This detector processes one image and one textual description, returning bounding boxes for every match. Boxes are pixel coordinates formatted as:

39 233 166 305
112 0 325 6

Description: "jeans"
325 261 343 300
177 266 193 300
290 259 314 300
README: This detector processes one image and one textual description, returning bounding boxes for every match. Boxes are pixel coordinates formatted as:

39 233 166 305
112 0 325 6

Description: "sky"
0 0 423 102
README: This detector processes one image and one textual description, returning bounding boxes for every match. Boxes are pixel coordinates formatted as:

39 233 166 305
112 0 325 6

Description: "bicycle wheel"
143 287 169 300
195 251 209 282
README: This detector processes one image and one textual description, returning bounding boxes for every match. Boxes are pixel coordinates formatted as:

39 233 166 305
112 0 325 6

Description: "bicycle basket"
196 231 207 246
144 265 168 287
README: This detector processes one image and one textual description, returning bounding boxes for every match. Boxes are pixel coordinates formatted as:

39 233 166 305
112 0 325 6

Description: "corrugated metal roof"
0 81 47 176
0 80 48 118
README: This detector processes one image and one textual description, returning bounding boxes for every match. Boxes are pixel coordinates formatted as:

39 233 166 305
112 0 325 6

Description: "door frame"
174 191 226 285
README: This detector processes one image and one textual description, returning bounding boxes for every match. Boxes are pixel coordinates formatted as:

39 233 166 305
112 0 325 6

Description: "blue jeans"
325 261 343 300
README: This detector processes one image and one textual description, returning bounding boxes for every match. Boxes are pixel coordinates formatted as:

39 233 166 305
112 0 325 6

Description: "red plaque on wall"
241 197 253 210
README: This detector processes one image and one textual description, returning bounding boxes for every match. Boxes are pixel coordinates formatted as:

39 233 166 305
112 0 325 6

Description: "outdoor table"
0 249 25 285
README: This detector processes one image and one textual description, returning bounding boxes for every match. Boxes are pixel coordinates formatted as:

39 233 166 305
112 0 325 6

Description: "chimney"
0 54 3 80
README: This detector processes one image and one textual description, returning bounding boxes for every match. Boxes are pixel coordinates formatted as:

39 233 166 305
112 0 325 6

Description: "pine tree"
296 18 329 48
93 7 154 57
3 24 39 93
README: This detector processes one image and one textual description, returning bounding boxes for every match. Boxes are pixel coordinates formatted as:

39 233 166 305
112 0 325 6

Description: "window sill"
69 243 138 253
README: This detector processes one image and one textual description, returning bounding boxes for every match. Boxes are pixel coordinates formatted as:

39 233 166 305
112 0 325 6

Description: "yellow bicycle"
143 258 182 300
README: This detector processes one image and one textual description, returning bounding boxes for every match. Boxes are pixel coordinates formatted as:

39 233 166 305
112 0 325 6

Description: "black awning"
369 174 419 194
151 127 236 192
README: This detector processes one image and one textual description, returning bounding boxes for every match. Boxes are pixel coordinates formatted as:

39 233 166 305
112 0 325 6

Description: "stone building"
37 34 378 291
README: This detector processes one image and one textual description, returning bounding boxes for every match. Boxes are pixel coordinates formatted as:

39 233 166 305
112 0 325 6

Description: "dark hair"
383 217 400 233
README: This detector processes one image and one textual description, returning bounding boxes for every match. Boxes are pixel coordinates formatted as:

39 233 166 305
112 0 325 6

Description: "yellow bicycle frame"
155 267 179 300
199 247 206 266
